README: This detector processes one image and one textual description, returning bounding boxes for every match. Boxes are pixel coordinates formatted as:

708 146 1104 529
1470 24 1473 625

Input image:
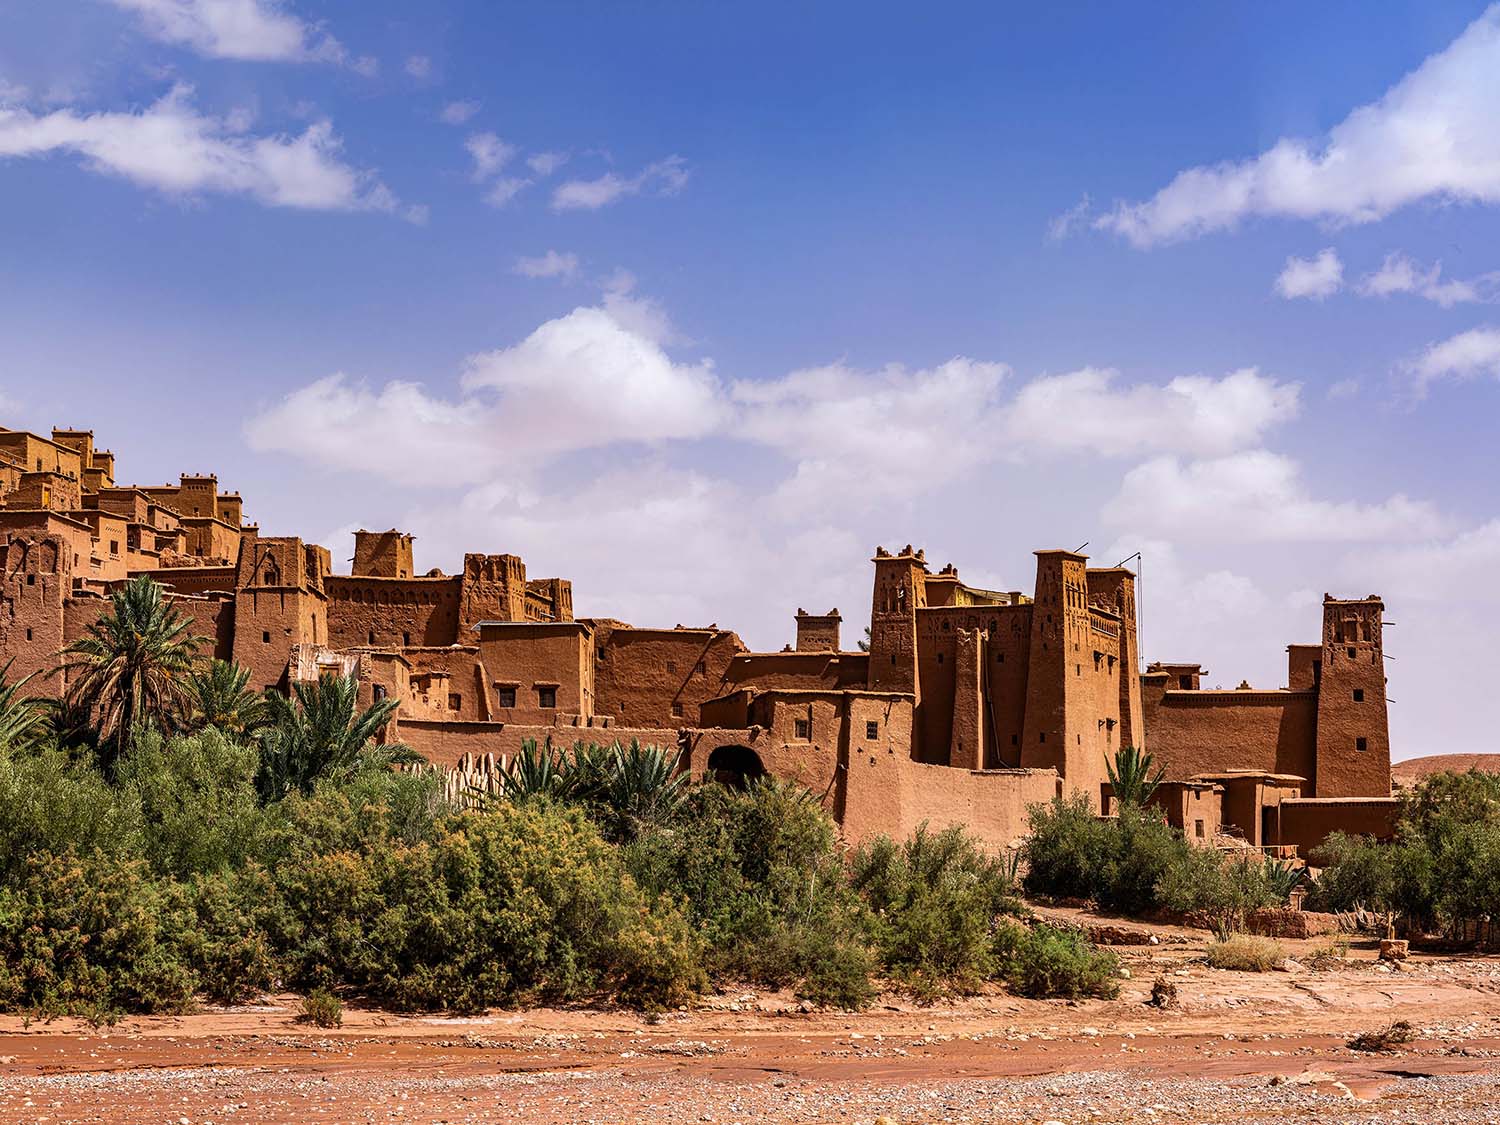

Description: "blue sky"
3 1 1500 759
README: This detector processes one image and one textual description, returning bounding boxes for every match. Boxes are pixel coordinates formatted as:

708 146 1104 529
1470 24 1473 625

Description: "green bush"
998 922 1121 999
300 987 343 1028
1021 794 1113 902
851 824 1021 997
0 851 196 1020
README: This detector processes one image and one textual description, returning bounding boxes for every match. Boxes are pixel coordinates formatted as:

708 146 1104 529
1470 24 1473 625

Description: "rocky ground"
3 918 1500 1124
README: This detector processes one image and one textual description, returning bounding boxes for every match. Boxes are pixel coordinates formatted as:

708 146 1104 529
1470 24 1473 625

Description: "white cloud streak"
106 0 373 70
1274 249 1344 300
1357 251 1496 306
0 84 409 215
551 155 689 211
1405 325 1500 395
1096 5 1500 246
513 250 579 279
439 100 479 125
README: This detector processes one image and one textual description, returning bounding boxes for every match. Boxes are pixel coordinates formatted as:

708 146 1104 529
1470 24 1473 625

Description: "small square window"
497 687 517 708
865 721 879 740
666 661 676 674
1194 820 1205 839
1356 736 1368 753
1352 688 1364 702
937 652 944 664
537 686 557 709
448 693 461 711
1039 731 1047 743
403 631 411 646
262 631 271 643
24 628 31 641
373 685 387 702
1347 647 1356 659
794 717 811 740
1011 734 1018 745
671 702 684 717
696 660 706 674
996 651 1005 663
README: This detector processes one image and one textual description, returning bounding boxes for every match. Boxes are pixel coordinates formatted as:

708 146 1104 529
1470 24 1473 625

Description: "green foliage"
187 661 269 737
997 922 1121 999
0 851 196 1021
1021 793 1113 901
256 673 405 802
1106 744 1165 808
60 575 206 774
300 988 343 1028
0 660 47 752
851 824 1021 997
1157 850 1283 934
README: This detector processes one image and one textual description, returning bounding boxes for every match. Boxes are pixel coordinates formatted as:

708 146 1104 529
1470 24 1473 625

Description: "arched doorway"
706 745 766 790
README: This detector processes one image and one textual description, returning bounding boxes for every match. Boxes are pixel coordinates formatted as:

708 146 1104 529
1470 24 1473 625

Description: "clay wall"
1087 568 1144 752
150 566 238 596
79 511 129 581
1315 598 1392 798
1287 644 1321 692
398 717 678 770
867 548 927 696
476 622 592 722
231 586 327 692
9 471 81 512
794 609 841 652
1145 783 1222 843
352 530 416 579
458 553 527 629
725 651 869 694
1142 676 1318 793
404 646 491 720
180 517 241 562
49 429 93 467
1275 797 1399 854
916 603 1034 768
325 575 462 648
216 493 242 527
0 432 82 479
0 534 72 688
592 624 745 726
524 577 572 622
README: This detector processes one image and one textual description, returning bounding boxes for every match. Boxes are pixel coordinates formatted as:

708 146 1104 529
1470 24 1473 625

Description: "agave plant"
1106 744 1166 809
0 659 46 752
1262 856 1306 903
59 574 206 774
256 672 407 801
496 737 571 802
594 739 688 842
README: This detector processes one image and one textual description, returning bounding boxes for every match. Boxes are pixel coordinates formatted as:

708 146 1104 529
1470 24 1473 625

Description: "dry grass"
1205 934 1285 972
1147 976 1178 1008
1348 1019 1418 1053
1306 936 1353 969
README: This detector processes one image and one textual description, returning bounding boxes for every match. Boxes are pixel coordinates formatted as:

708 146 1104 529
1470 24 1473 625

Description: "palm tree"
187 660 269 738
59 574 205 774
0 659 47 752
256 672 405 801
1106 744 1166 809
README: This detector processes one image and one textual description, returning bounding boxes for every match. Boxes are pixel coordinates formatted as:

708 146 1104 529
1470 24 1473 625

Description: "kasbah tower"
0 422 1396 853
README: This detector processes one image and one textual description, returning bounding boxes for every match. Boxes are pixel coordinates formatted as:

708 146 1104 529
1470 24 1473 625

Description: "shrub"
625 780 874 1006
1205 933 1284 972
998 922 1121 1000
851 824 1021 997
1348 1019 1416 1053
1021 794 1113 902
0 851 196 1020
1160 850 1283 934
300 987 343 1028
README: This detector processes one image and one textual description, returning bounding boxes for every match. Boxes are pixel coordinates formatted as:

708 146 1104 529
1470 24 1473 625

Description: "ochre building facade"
0 424 1397 850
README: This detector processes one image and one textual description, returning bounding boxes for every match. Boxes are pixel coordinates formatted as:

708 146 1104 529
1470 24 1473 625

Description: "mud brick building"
0 422 1398 851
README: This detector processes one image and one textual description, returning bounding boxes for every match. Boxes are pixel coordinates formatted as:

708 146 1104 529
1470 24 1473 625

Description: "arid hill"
1393 753 1500 786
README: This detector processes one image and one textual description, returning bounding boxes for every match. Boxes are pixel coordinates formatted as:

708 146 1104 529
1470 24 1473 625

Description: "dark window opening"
666 661 676 674
890 654 897 665
1353 688 1364 702
372 685 387 702
109 540 119 555
996 651 1005 663
1039 731 1047 743
1194 820 1205 839
1356 737 1368 753
497 687 516 708
24 628 31 641
866 721 879 740
696 660 706 674
262 631 271 644
368 631 376 645
1179 675 1192 690
537 686 557 709
1347 647 1356 659
936 652 944 664
707 745 765 791
448 694 461 711
402 631 411 646
794 717 811 740
25 574 34 586
671 702 684 717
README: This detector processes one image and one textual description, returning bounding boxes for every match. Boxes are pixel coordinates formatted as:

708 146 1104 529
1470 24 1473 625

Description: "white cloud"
405 55 432 79
551 155 689 211
465 131 514 179
1096 5 1500 246
1105 451 1446 543
1327 378 1360 401
106 0 367 68
439 100 479 125
0 84 407 214
1274 248 1343 300
527 150 568 177
1004 367 1299 457
484 177 529 208
1356 251 1495 306
1405 325 1500 394
514 250 579 280
246 301 726 484
1363 520 1500 604
1047 194 1092 240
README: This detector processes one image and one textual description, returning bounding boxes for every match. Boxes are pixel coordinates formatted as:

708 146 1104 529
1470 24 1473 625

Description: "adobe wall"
842 753 1058 850
915 603 1032 768
592 624 744 726
1315 598 1392 798
231 586 327 692
1276 797 1399 855
397 717 679 770
724 651 868 693
0 535 72 688
404 646 490 720
794 610 841 652
476 623 592 721
150 566 238 597
1143 677 1318 794
325 575 462 648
